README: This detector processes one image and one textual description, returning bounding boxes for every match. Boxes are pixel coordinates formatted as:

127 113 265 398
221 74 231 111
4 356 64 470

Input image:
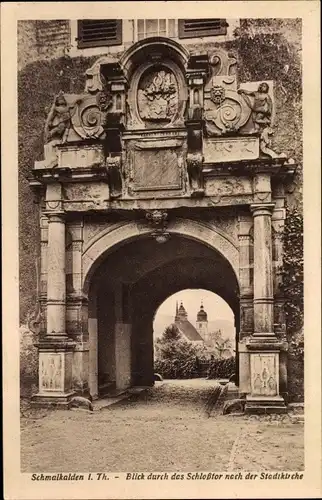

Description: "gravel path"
21 380 304 472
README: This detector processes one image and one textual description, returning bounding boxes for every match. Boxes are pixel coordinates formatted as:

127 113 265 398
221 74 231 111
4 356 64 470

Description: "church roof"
176 319 204 342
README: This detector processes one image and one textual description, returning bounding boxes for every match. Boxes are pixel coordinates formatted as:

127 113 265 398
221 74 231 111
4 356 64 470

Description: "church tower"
196 301 209 343
175 301 188 322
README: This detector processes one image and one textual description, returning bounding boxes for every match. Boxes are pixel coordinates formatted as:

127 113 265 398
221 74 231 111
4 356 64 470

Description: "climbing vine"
281 206 304 356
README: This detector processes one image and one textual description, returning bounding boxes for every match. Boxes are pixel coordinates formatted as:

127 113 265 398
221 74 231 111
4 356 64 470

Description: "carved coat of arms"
138 69 178 122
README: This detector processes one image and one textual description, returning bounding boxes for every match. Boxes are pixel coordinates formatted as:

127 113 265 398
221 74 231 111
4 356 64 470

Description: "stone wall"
18 20 70 70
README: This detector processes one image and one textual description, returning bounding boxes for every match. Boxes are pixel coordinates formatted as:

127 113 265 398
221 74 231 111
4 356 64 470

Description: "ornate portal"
29 35 296 415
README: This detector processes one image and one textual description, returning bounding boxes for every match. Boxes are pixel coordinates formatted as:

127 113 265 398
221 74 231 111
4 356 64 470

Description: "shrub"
20 326 38 398
206 356 236 379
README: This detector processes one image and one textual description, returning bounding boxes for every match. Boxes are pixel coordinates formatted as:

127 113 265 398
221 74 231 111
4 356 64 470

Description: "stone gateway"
25 30 299 414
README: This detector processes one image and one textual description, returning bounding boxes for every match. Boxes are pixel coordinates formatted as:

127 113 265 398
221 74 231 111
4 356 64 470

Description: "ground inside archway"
21 380 303 472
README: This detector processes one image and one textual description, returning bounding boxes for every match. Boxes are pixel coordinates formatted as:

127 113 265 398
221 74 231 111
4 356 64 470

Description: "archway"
84 221 240 397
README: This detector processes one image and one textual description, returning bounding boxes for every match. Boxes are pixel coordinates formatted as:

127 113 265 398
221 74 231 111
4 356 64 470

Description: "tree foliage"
154 324 207 379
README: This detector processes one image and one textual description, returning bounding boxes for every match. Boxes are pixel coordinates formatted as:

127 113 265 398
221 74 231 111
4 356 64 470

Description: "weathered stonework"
21 26 302 411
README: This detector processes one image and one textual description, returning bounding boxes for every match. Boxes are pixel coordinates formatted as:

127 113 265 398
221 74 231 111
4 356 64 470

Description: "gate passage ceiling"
91 235 239 316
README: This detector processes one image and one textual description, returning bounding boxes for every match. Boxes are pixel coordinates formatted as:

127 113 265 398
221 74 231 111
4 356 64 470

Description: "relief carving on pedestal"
40 353 63 391
137 68 179 124
251 353 277 397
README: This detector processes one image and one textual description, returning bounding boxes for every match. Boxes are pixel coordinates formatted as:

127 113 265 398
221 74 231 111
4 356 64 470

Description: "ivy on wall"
281 206 304 340
280 206 304 401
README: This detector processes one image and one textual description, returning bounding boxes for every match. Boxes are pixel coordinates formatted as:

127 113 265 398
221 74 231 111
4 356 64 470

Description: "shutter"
178 19 228 39
77 20 122 48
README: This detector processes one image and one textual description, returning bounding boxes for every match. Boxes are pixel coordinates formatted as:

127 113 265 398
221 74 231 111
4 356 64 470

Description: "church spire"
175 300 188 321
197 301 208 321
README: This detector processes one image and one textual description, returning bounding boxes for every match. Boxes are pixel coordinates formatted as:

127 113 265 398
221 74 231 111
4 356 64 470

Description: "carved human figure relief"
251 353 278 397
43 92 77 168
44 92 73 145
40 354 63 391
137 68 179 123
238 82 273 132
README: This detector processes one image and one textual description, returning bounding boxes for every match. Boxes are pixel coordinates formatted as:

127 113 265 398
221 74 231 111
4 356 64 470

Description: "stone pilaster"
46 213 67 336
32 184 75 407
251 202 275 336
245 200 286 413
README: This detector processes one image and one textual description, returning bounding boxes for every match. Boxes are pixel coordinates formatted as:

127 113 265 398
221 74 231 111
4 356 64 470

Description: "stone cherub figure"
43 91 82 167
44 92 73 144
238 82 273 132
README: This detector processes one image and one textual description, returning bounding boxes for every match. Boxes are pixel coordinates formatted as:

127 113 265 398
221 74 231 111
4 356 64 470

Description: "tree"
214 337 233 359
160 324 181 343
154 324 206 378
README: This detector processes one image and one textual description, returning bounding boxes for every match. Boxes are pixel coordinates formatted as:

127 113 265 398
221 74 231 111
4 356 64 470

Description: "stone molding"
82 218 240 294
250 202 275 217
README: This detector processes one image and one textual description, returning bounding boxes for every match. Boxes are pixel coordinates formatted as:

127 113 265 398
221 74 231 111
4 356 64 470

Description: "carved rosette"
145 210 170 243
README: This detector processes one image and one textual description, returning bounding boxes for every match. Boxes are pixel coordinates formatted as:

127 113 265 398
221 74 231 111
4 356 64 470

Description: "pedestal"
32 337 76 408
245 339 287 414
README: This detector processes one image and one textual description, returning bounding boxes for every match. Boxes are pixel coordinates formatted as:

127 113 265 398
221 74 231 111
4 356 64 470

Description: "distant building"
196 302 209 343
171 300 233 358
174 302 204 344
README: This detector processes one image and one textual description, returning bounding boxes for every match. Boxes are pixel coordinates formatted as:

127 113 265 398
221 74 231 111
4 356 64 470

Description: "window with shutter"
77 20 122 48
178 19 228 39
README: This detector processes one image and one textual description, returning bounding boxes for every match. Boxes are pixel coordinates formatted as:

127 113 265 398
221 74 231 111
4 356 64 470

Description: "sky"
154 289 234 323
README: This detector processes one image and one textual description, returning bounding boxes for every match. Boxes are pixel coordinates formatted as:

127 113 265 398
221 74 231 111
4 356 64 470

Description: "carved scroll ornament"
70 92 111 140
204 81 252 136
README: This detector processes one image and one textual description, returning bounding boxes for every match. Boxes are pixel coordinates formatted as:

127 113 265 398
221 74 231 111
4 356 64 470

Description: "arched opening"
84 223 240 398
153 289 236 380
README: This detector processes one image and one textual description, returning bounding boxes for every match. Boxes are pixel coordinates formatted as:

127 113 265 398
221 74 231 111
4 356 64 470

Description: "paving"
20 379 304 473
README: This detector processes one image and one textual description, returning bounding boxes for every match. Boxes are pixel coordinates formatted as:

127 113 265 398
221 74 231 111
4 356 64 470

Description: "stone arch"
120 36 190 79
82 218 239 296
